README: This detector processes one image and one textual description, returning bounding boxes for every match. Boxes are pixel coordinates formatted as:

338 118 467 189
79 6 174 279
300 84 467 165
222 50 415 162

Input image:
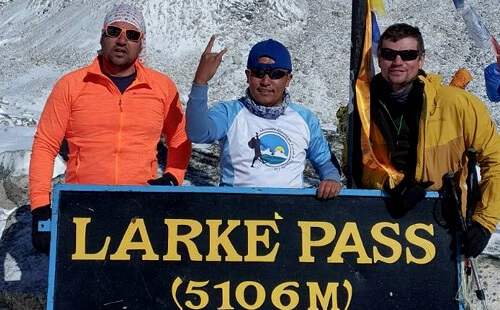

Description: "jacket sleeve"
305 113 340 182
185 83 228 143
162 79 192 185
464 93 500 233
484 63 500 102
29 77 72 210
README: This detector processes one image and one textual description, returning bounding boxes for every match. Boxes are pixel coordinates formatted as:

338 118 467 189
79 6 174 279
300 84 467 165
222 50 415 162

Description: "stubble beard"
101 38 138 73
106 52 134 69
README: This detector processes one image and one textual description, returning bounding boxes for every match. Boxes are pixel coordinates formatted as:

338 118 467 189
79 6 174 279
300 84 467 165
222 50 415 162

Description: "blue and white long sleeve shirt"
186 83 340 187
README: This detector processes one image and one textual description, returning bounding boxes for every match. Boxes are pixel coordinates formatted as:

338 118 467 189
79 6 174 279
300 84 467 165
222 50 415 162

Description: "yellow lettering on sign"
328 222 372 264
109 218 159 260
406 223 435 264
298 221 336 263
271 282 299 309
307 280 352 310
163 219 203 261
308 281 340 310
371 222 402 264
72 217 110 260
235 281 266 309
206 219 242 262
244 220 279 262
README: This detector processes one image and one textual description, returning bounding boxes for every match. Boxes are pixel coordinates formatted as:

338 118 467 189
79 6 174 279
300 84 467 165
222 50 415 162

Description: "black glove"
385 177 434 210
31 204 51 254
461 221 491 258
147 173 178 186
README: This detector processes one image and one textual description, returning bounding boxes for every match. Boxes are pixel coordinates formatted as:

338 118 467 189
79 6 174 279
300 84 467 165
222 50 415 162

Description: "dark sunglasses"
249 68 289 80
380 48 422 61
103 25 143 42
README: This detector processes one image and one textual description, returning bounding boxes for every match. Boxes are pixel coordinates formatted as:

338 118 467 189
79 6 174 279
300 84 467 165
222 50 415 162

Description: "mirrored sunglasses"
380 48 422 61
250 68 289 80
103 25 143 42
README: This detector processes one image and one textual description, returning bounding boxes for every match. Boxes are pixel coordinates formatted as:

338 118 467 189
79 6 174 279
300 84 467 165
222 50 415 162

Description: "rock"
0 181 16 211
2 176 29 207
0 205 48 310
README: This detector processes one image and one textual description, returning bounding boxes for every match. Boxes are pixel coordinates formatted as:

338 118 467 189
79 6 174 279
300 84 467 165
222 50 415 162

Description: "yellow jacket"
362 73 500 232
29 57 192 209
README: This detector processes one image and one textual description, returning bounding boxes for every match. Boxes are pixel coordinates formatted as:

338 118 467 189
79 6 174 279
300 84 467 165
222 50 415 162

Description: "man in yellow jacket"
359 23 500 258
29 4 192 253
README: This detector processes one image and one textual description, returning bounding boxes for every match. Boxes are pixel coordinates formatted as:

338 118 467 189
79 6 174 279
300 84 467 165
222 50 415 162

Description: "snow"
1 0 500 307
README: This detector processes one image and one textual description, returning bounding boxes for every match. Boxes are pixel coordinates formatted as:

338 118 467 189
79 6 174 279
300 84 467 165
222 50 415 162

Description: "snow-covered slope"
3 0 497 134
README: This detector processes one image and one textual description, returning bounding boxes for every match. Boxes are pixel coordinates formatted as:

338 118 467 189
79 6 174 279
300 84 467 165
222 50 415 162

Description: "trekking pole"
443 171 487 310
443 172 466 231
466 148 481 228
465 148 487 310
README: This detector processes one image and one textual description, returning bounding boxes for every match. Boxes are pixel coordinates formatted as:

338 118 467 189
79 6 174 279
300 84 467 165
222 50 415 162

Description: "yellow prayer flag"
369 0 385 17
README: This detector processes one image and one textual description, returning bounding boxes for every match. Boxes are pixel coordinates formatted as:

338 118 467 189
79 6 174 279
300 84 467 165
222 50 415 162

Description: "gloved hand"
461 221 491 258
147 173 179 186
385 177 434 210
31 204 51 254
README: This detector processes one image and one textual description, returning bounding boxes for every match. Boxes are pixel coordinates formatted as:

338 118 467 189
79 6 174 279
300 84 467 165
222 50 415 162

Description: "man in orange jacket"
29 4 192 254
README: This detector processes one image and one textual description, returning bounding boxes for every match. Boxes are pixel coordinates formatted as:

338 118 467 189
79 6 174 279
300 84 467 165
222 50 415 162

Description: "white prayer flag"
461 5 491 48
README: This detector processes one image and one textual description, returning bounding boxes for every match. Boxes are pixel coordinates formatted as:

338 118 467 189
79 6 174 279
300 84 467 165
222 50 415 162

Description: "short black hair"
378 23 425 54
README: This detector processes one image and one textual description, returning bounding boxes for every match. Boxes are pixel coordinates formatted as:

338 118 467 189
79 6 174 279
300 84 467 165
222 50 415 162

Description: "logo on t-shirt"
248 128 293 168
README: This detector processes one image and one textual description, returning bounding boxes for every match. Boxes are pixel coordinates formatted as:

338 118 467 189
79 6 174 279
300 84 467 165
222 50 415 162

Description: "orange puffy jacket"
29 57 192 209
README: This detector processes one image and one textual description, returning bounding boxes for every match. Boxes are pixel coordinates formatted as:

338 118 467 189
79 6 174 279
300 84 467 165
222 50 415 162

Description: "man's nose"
116 32 127 43
260 74 272 84
392 55 404 64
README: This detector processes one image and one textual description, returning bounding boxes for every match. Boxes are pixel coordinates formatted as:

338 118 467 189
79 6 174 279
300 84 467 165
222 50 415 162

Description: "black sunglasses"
249 68 289 80
380 48 422 61
103 25 143 42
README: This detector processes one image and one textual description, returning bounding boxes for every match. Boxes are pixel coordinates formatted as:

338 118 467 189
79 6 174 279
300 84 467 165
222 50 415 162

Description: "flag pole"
346 0 368 188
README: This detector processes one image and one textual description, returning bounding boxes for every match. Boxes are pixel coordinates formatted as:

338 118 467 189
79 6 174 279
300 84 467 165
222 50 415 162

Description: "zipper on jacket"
75 148 81 184
115 98 124 184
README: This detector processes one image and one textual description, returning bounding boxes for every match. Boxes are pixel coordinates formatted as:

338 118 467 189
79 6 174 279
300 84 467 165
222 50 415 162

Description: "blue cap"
247 39 292 71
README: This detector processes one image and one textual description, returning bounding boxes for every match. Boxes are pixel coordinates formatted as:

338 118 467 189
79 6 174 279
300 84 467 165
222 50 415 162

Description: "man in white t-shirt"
185 36 342 199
